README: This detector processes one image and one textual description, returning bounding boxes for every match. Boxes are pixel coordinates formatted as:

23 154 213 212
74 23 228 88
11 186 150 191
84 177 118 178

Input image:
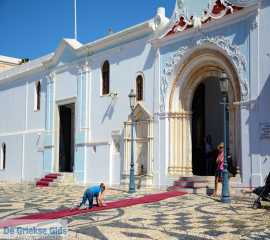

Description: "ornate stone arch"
122 103 154 187
166 44 242 176
170 47 242 112
161 36 248 113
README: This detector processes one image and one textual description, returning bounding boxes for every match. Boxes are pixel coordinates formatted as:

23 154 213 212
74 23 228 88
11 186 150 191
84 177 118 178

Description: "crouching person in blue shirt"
78 183 106 209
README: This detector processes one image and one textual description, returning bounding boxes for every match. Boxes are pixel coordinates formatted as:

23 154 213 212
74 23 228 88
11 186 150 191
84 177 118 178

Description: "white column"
168 112 192 175
147 120 154 176
168 115 175 174
74 61 90 183
184 112 193 175
44 72 55 173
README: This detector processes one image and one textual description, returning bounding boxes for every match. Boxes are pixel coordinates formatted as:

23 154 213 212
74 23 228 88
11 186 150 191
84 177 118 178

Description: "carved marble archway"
167 47 241 176
122 103 154 187
160 36 248 113
171 48 241 112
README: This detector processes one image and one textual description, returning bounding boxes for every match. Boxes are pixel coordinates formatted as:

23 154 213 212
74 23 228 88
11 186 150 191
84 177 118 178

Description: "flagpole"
74 0 77 40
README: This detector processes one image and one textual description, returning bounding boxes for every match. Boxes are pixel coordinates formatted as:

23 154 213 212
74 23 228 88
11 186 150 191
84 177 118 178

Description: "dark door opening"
59 104 75 172
192 79 224 176
192 83 206 175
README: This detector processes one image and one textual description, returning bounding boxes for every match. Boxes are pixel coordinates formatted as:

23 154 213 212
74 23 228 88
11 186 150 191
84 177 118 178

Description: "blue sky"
0 0 175 60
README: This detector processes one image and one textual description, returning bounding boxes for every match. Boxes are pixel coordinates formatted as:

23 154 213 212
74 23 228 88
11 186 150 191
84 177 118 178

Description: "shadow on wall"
144 48 157 71
247 74 270 179
231 13 255 47
101 96 117 123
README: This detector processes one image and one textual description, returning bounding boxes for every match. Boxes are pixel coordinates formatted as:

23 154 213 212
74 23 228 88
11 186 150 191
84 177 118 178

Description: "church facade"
0 0 269 188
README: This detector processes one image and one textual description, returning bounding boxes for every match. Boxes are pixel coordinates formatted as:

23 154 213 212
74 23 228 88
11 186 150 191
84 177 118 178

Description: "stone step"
36 180 50 187
52 173 75 186
36 173 62 187
173 180 208 188
44 175 58 180
178 176 207 182
46 173 61 177
168 186 207 194
167 175 209 194
167 176 181 186
40 177 54 182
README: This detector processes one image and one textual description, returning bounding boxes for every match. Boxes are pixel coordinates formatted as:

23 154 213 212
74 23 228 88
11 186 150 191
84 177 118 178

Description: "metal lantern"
128 89 136 111
219 72 229 94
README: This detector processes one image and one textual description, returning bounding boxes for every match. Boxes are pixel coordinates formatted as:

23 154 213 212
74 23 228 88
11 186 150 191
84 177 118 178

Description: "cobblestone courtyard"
0 184 269 239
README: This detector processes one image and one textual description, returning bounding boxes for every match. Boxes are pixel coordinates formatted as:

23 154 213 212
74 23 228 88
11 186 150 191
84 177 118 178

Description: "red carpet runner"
36 173 62 187
0 190 186 228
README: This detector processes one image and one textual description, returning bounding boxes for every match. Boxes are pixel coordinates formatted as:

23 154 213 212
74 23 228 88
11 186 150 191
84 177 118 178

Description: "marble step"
36 173 62 187
178 176 207 182
168 185 207 194
51 173 75 186
173 180 208 188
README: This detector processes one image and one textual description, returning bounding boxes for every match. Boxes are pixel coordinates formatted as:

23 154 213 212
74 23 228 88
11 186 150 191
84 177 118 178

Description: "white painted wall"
23 133 44 181
253 0 270 184
86 144 111 185
0 135 23 182
0 80 26 132
86 37 156 185
0 72 45 182
55 68 78 102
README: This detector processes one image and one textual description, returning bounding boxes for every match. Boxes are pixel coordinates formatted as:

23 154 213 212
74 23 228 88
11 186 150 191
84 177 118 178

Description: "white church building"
0 0 269 188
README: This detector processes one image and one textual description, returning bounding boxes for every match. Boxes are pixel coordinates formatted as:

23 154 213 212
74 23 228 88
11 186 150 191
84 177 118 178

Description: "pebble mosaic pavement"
0 183 269 239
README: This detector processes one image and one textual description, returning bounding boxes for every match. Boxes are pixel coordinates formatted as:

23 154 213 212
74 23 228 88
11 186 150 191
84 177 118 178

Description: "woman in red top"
213 143 224 197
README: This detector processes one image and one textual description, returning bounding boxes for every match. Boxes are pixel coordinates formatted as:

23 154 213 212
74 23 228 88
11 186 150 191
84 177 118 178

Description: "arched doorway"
192 78 224 176
168 48 241 177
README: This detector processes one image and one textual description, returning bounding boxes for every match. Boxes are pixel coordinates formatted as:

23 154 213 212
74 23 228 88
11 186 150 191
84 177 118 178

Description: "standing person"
205 134 213 175
213 143 224 197
78 183 106 209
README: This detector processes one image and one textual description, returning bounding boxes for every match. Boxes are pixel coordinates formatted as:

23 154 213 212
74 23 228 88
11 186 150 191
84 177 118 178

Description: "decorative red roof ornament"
164 0 243 37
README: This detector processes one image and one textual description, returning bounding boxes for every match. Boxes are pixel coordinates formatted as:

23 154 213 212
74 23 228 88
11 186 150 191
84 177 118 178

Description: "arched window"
136 75 143 101
35 81 41 111
102 60 110 95
0 143 6 170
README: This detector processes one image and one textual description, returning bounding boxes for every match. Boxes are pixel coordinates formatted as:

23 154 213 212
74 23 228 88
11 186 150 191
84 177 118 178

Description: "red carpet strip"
36 173 62 187
0 190 186 228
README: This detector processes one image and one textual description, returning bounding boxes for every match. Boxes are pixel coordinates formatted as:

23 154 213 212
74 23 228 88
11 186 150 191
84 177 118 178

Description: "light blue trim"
74 171 85 183
44 133 53 146
43 77 55 172
74 147 85 183
80 73 87 128
74 69 89 183
75 132 87 145
77 71 87 129
45 80 54 130
44 148 53 172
